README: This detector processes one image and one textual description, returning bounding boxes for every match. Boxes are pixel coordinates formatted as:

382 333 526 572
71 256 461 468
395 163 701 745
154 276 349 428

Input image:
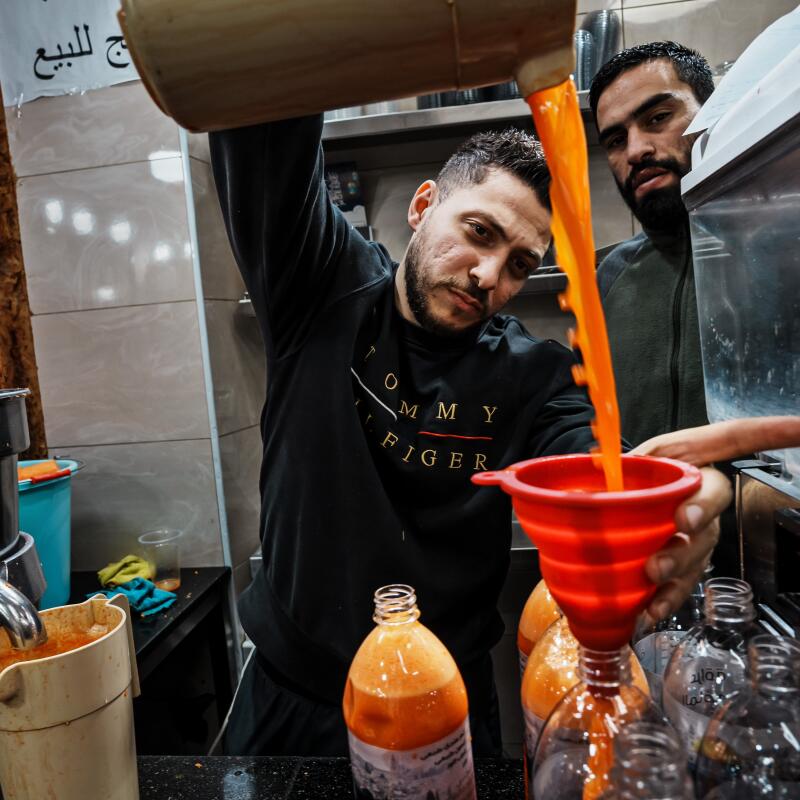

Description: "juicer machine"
681 47 800 638
0 388 47 648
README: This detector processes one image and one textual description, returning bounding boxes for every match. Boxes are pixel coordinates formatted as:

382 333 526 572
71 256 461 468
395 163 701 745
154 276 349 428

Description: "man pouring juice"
207 78 800 757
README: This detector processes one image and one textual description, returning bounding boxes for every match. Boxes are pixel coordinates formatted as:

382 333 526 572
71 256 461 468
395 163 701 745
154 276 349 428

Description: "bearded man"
590 42 714 445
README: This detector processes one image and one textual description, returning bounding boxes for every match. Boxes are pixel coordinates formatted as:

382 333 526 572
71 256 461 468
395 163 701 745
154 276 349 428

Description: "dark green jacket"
597 226 708 447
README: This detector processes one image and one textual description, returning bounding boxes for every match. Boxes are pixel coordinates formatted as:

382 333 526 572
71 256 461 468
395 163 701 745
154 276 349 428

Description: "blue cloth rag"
89 577 177 617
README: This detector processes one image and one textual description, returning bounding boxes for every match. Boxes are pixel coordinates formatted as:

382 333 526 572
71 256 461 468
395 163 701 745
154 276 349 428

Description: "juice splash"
0 625 108 672
527 79 623 491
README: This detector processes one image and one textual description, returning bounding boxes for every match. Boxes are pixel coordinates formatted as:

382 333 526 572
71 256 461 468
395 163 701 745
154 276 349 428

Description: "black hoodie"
209 114 596 707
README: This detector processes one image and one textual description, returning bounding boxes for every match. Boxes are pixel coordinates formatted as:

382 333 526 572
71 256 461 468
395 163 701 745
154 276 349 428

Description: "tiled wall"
8 81 225 571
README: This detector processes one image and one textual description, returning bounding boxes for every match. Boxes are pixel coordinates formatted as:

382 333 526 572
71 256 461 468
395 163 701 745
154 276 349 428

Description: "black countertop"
138 756 524 799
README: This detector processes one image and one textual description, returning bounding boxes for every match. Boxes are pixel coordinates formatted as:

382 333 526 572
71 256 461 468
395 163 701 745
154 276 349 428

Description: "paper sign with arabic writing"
0 0 139 107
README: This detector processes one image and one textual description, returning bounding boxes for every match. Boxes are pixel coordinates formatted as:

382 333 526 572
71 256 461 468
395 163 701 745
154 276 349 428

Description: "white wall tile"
219 424 262 569
233 560 254 597
58 438 222 570
579 0 622 12
623 0 686 7
18 159 195 314
205 301 266 436
188 133 211 164
190 158 245 301
504 292 574 345
623 0 798 68
5 81 179 177
588 146 635 249
33 301 210 447
361 164 440 262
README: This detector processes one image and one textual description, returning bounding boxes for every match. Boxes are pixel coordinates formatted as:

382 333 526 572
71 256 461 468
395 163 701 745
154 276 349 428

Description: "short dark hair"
589 41 714 120
436 128 551 210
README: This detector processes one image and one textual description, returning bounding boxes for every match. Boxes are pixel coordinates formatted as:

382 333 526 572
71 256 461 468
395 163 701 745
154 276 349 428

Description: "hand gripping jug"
0 594 140 800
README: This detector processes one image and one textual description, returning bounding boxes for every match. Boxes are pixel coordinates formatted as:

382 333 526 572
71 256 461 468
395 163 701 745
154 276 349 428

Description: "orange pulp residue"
527 79 623 492
343 620 469 751
343 673 469 751
0 628 106 673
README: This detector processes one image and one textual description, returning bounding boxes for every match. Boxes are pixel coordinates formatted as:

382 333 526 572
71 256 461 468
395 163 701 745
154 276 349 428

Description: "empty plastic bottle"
696 634 800 799
662 578 759 771
599 721 694 799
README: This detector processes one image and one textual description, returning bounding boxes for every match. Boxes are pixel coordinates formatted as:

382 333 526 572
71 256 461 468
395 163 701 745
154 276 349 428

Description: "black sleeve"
527 375 598 457
209 115 382 358
526 355 632 456
524 339 634 456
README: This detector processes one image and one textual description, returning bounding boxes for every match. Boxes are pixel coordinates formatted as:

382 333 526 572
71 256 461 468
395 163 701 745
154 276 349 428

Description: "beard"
617 155 689 233
403 229 489 337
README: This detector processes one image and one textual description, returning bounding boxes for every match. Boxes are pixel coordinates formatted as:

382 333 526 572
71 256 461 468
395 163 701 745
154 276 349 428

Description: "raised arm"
210 115 383 357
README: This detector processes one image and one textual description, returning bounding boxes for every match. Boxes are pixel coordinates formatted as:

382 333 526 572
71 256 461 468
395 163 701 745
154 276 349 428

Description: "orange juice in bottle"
518 578 561 676
343 584 477 799
521 617 650 797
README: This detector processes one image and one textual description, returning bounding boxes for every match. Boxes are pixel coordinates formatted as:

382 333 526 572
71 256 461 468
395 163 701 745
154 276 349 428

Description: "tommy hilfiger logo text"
352 366 497 471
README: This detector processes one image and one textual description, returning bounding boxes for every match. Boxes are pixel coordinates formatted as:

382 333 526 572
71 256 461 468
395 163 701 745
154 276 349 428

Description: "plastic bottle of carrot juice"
517 578 561 676
343 584 477 799
521 616 650 795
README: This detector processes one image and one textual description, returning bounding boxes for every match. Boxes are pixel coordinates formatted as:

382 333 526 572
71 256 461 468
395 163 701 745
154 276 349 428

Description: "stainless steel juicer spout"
0 567 47 650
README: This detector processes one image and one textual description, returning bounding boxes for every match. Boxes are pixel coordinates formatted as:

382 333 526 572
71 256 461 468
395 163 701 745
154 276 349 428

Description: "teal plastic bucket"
18 459 80 609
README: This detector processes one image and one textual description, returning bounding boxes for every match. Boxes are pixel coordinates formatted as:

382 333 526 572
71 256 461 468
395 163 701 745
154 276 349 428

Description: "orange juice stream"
527 79 623 491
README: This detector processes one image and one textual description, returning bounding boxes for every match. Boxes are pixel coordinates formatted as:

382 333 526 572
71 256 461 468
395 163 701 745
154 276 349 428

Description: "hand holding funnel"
473 454 701 651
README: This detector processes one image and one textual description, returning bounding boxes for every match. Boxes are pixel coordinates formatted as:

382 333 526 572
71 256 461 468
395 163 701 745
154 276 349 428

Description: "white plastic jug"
0 594 140 800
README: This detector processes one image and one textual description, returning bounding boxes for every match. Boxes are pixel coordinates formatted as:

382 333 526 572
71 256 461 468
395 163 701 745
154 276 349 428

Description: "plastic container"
517 578 561 675
662 578 759 770
530 646 662 800
473 454 702 651
138 528 182 592
521 616 650 779
0 593 140 800
343 584 476 798
682 54 800 487
17 459 81 609
117 0 577 132
695 634 800 799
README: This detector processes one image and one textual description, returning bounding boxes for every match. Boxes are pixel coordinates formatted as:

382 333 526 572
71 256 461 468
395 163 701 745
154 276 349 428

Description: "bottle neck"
703 577 756 628
373 584 420 625
613 723 692 800
577 646 632 690
749 634 800 697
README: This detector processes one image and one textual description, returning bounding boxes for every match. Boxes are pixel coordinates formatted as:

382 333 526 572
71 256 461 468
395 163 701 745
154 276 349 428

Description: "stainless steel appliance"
0 388 47 647
682 52 800 632
733 461 800 637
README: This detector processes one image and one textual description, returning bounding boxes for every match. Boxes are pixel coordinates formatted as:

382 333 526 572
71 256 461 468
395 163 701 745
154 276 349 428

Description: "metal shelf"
322 91 592 143
520 268 568 295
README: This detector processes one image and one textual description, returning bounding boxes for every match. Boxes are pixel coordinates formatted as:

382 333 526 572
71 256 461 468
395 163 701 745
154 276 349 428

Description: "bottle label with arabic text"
347 718 476 800
663 658 728 767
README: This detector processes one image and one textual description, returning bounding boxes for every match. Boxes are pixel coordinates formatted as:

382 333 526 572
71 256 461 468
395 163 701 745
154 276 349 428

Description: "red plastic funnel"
473 454 702 650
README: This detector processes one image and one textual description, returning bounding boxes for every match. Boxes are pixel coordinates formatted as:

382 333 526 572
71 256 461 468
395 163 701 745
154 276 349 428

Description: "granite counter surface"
138 755 524 799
